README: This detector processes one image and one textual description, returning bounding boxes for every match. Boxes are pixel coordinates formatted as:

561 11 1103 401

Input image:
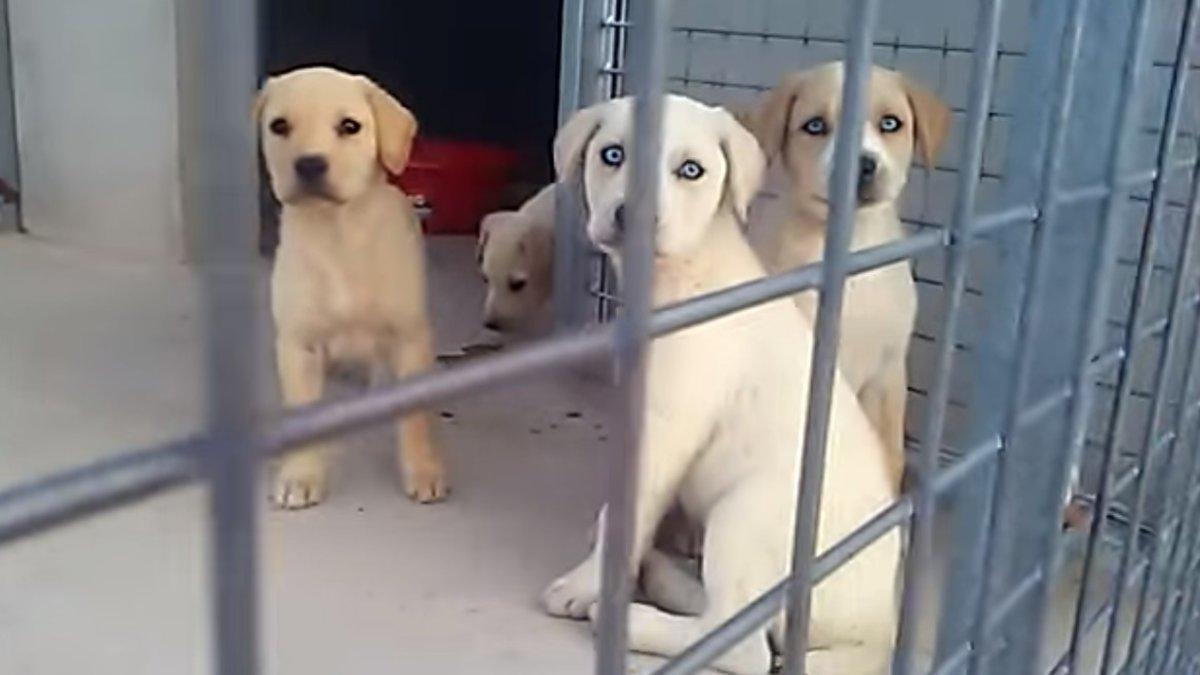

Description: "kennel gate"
2 0 1200 674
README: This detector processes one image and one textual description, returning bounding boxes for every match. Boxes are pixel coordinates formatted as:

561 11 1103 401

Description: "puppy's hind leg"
641 548 705 616
611 491 777 674
543 412 698 619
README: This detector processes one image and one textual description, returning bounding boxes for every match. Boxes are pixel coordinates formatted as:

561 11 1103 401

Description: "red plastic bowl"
390 138 520 235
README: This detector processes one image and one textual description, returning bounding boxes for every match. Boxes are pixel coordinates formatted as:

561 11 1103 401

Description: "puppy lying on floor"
746 62 951 490
255 66 447 508
476 183 556 334
541 94 900 674
472 98 757 340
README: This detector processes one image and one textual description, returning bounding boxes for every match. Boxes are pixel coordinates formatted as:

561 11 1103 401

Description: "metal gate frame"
3 0 1200 673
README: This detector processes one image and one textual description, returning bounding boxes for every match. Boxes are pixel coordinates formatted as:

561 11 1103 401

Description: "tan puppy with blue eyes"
255 66 446 508
747 62 951 488
541 94 899 674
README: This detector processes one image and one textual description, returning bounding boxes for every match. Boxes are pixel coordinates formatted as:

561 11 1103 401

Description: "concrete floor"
0 234 668 674
0 233 1139 674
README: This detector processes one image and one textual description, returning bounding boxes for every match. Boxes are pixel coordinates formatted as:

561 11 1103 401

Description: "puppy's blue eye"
600 144 625 167
676 160 705 181
879 115 902 133
801 117 827 136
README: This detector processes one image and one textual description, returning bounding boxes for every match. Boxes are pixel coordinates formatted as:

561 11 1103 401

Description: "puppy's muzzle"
856 153 879 204
294 154 329 185
593 203 627 247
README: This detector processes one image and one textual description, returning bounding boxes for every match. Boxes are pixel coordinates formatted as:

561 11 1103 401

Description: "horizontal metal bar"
652 576 788 675
1111 431 1177 496
671 24 1030 58
0 316 1135 548
270 329 613 450
931 436 1003 493
653 497 913 675
965 204 1041 238
0 437 204 545
654 228 944 335
813 499 915 581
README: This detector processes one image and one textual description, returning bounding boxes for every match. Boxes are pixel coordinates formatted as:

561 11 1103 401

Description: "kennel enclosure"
4 0 1200 674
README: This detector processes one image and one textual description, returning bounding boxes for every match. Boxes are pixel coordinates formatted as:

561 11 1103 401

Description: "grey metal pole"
891 0 1005 672
959 0 1091 670
184 0 262 672
779 1 880 671
1055 0 1155 671
594 0 667 672
1144 312 1200 673
1109 3 1200 667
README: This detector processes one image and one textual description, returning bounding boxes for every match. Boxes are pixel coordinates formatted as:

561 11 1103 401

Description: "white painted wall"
9 0 183 260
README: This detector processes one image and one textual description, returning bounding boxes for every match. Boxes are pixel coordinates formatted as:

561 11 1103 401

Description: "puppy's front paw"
542 564 600 619
271 459 328 509
402 458 448 503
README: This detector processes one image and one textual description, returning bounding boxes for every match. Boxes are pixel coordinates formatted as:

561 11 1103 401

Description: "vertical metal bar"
594 0 666 672
779 1 879 671
892 1 1005 673
555 0 604 331
185 0 262 673
1099 2 1200 666
950 2 1093 671
1147 321 1200 674
1055 1 1156 670
1152 362 1200 674
0 0 20 234
1116 4 1200 662
1171 551 1200 672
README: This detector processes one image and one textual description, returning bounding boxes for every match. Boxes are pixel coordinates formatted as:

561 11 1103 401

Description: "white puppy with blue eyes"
541 94 899 674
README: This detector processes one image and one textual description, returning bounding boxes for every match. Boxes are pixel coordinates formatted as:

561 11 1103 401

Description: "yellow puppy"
255 67 446 508
747 62 951 488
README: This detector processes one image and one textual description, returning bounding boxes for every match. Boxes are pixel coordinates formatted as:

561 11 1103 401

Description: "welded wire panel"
891 1 1007 673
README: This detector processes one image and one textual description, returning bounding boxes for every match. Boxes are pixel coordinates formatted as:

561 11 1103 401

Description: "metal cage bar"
593 0 666 671
1053 0 1157 670
1139 315 1200 671
779 1 880 672
4 3 1200 675
186 1 263 673
956 1 1092 671
1108 2 1200 669
891 0 1005 672
1151 334 1200 672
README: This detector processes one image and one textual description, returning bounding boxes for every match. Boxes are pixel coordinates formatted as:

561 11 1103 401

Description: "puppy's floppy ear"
903 75 951 168
553 103 606 186
751 72 805 162
477 212 508 266
519 222 554 274
359 76 418 175
723 98 761 135
251 79 271 127
716 107 766 224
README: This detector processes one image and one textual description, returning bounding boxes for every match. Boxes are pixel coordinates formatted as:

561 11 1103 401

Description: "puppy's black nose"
294 155 329 182
613 204 626 232
858 154 878 187
484 319 501 332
